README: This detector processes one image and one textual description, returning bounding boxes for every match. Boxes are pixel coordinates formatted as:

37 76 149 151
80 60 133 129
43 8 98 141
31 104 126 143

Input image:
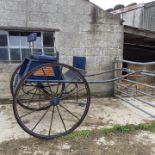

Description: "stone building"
0 0 123 98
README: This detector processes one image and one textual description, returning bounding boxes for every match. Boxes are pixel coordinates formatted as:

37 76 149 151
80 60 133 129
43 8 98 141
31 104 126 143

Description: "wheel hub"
50 96 60 106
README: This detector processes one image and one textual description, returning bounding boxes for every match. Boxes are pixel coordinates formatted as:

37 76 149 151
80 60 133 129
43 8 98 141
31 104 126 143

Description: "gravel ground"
0 97 155 155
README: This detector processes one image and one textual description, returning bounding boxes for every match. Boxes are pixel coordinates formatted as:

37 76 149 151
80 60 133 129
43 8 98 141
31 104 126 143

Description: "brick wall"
0 0 123 98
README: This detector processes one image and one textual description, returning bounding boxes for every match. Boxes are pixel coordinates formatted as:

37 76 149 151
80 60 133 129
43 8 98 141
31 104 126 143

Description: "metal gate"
114 58 155 118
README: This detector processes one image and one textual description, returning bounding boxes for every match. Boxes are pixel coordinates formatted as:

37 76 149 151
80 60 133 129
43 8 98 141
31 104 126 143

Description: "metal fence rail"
114 58 155 118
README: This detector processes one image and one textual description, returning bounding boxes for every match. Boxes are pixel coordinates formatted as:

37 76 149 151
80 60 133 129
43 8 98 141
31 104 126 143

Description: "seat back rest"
30 55 58 62
73 56 86 75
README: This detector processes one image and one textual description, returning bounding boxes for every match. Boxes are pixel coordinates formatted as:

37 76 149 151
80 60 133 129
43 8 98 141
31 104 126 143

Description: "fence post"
113 57 118 96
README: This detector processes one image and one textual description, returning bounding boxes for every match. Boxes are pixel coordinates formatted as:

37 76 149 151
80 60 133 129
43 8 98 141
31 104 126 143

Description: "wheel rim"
13 62 90 139
10 65 21 96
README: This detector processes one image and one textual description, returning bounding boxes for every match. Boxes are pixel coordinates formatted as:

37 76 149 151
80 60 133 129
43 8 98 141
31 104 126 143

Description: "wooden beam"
0 26 60 32
124 26 155 39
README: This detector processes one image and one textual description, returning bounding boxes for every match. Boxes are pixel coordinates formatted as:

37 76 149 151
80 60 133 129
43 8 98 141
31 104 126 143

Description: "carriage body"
11 53 90 140
12 54 62 92
18 55 61 82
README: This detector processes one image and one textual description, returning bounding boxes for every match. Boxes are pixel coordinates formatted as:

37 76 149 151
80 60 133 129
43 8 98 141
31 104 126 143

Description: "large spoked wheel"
13 62 90 140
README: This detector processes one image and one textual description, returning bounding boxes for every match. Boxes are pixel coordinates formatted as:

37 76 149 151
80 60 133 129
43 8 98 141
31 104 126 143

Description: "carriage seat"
30 55 58 62
63 56 86 81
73 56 86 76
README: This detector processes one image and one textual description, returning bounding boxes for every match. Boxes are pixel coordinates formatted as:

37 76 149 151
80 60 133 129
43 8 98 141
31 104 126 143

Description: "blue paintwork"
18 54 61 82
73 56 86 76
27 33 37 42
16 54 87 85
50 97 60 106
30 55 58 61
73 56 86 71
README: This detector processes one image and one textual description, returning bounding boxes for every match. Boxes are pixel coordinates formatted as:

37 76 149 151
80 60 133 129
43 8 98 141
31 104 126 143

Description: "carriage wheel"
13 62 90 139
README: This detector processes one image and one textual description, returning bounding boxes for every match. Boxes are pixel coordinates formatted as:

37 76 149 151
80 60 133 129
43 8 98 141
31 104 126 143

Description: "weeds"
61 121 155 141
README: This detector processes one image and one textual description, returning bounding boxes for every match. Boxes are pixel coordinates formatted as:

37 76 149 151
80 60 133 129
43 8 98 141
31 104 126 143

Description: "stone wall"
0 64 18 99
0 0 123 98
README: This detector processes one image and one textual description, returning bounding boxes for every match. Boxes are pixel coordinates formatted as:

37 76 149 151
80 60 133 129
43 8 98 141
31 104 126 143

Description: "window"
0 31 55 63
0 35 8 46
43 32 55 56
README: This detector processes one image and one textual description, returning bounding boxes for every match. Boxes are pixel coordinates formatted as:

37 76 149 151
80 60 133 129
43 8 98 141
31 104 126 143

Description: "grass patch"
62 121 155 141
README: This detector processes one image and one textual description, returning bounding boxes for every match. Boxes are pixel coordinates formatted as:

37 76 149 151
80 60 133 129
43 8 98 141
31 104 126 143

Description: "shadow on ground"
0 131 155 155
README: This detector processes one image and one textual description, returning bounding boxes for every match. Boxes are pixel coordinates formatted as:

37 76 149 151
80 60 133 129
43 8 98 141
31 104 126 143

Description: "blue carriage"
11 36 90 140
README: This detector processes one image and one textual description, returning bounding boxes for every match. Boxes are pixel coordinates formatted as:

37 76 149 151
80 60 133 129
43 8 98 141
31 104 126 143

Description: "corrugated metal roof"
111 1 155 31
111 3 144 15
111 1 155 15
111 1 155 14
145 1 155 8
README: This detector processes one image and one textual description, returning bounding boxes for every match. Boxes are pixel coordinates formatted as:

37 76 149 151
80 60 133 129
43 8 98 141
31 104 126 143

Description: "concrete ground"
0 97 155 155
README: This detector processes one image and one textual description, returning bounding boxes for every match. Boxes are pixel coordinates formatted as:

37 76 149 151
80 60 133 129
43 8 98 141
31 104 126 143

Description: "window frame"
0 30 55 63
0 31 9 62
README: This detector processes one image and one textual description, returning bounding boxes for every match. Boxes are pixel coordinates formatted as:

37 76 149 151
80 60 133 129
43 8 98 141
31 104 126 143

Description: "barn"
111 1 155 63
0 0 123 98
111 1 155 98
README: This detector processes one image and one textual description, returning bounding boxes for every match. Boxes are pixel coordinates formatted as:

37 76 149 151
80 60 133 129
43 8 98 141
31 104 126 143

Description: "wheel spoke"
26 82 35 86
63 101 78 104
23 83 36 87
42 67 53 96
34 86 51 99
18 90 29 99
61 87 86 100
32 107 50 131
55 66 63 96
42 87 55 97
17 88 38 106
55 83 61 96
22 87 36 95
62 87 77 95
17 98 49 102
49 106 55 136
59 104 80 120
20 109 40 118
27 88 38 107
43 87 53 95
56 106 67 131
21 84 38 97
63 83 72 92
38 89 41 109
63 101 87 106
62 77 78 93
